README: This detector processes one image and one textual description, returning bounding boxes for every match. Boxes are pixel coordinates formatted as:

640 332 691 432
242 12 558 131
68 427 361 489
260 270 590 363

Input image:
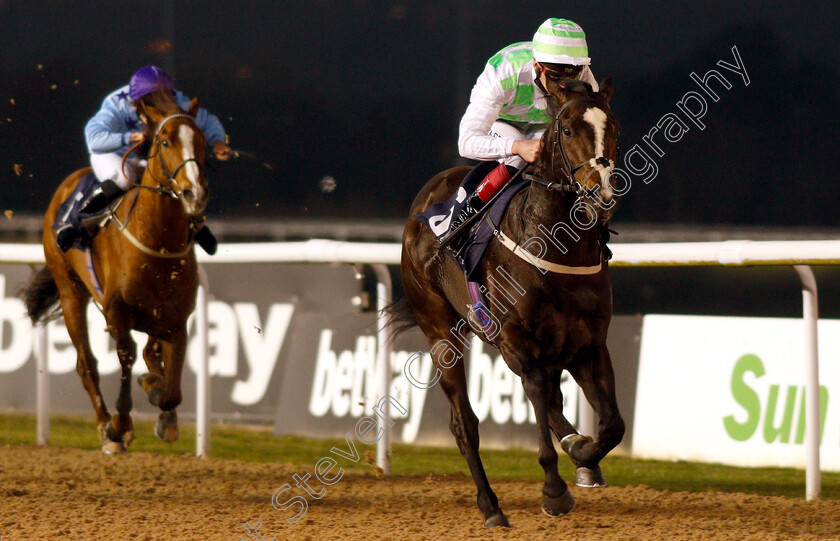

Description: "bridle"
528 97 615 200
142 113 203 202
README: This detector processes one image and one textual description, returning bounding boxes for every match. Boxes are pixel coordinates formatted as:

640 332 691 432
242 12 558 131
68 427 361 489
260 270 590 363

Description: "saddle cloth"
414 162 529 282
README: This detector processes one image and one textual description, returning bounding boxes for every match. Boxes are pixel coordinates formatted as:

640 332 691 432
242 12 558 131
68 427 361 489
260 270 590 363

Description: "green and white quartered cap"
532 18 591 66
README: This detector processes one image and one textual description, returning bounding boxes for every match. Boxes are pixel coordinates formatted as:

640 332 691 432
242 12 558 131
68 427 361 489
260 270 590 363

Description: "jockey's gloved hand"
213 141 232 161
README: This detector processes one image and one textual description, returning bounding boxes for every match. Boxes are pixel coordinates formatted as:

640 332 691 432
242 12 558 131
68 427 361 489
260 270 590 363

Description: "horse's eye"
161 139 169 147
562 127 572 137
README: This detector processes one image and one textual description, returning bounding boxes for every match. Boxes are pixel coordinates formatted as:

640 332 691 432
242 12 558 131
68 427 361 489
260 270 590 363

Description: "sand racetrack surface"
1 445 839 541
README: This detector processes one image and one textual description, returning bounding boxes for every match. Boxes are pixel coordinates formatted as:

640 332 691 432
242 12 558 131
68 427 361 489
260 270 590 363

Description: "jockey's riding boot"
55 224 79 252
194 225 218 255
444 193 485 253
442 163 514 253
79 179 125 215
55 179 125 253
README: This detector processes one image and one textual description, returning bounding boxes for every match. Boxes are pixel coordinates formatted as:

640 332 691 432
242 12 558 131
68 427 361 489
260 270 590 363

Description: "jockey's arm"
173 90 231 160
458 64 514 162
85 104 134 154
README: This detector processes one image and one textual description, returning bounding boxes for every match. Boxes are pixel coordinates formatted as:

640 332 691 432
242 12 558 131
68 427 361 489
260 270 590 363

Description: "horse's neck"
129 170 192 248
511 182 601 264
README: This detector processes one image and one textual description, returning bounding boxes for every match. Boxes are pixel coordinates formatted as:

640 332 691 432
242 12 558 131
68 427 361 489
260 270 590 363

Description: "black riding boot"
56 179 125 252
194 225 218 255
442 192 485 253
79 179 126 215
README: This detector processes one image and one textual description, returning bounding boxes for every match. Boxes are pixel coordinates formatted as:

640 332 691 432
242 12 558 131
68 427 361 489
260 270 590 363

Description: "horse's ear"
188 98 199 118
598 77 614 104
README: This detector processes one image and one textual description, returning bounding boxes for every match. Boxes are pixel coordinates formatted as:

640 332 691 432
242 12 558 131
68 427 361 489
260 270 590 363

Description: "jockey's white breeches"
90 153 142 190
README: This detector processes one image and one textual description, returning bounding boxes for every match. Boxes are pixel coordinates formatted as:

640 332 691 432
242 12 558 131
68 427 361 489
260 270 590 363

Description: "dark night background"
1 0 838 225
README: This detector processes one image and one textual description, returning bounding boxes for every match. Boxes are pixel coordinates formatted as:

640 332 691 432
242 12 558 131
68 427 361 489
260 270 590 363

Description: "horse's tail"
382 295 418 342
21 267 62 325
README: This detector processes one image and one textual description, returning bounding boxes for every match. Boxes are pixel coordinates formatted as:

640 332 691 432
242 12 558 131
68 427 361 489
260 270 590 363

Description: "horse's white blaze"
177 124 203 202
583 107 614 200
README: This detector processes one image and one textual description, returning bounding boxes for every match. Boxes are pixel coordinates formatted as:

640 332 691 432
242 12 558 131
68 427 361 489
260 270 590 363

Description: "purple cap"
129 65 174 101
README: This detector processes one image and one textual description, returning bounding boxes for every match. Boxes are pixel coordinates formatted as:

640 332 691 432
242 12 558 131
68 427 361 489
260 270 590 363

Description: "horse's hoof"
541 489 575 517
560 434 592 456
484 511 511 528
102 440 126 454
155 410 179 442
576 466 606 488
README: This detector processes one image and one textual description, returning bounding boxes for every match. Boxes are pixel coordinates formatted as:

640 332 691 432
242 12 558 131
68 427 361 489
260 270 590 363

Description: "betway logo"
310 331 580 443
0 274 293 406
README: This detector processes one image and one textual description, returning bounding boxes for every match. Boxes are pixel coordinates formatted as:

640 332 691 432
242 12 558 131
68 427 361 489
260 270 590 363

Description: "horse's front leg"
520 367 576 516
561 344 625 485
154 326 187 442
103 300 137 453
544 371 607 488
139 336 165 407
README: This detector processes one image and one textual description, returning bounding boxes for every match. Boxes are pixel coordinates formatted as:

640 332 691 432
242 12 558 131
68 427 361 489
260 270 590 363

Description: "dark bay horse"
23 93 208 453
394 80 624 527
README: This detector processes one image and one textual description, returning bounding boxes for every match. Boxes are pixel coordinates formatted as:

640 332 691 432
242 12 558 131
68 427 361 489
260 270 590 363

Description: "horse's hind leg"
409 294 508 527
561 345 625 486
102 299 137 453
53 270 112 443
434 333 509 528
154 327 187 442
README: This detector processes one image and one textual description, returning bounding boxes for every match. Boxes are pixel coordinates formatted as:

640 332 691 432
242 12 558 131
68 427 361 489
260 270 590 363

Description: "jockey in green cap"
443 18 598 250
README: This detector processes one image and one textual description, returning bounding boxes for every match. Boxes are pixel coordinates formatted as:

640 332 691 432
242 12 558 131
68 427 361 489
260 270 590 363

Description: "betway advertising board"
633 315 840 470
0 264 342 421
0 262 642 451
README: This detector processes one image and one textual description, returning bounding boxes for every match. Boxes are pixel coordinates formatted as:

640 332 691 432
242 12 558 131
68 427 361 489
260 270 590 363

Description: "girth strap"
495 229 602 275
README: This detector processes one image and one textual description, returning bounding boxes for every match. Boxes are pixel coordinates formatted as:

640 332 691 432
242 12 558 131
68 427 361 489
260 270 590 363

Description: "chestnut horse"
392 80 624 527
23 93 208 453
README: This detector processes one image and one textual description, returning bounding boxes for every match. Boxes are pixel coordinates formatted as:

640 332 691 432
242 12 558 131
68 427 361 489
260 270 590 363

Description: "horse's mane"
138 89 181 115
136 90 183 136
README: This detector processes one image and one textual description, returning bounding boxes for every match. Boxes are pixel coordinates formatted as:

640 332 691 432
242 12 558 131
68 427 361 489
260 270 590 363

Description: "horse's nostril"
183 190 196 204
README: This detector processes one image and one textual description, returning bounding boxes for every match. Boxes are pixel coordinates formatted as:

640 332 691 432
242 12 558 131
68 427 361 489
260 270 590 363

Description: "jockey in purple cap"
56 65 231 254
